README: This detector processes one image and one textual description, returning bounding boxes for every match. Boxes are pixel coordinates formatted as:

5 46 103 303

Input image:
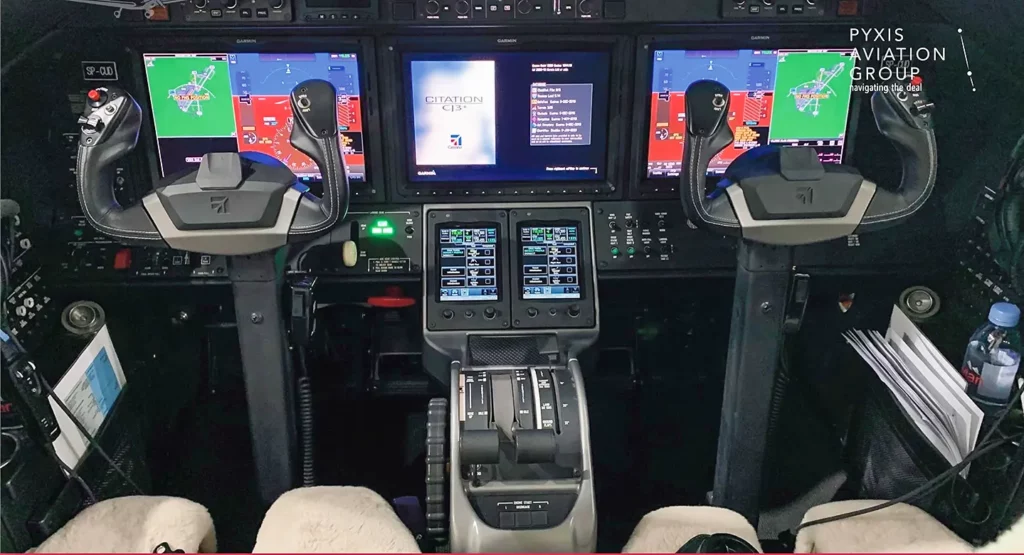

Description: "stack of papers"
843 306 983 471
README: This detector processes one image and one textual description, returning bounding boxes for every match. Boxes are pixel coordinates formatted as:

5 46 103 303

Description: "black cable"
37 375 145 496
793 436 1017 534
43 441 97 505
793 398 1021 534
296 348 315 488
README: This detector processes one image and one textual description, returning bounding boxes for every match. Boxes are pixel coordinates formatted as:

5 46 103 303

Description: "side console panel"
298 206 423 275
593 201 736 273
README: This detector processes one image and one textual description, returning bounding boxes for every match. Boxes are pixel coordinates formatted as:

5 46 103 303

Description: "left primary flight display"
142 52 367 182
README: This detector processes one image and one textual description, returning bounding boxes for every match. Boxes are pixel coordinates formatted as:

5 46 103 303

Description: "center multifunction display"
404 51 611 183
424 205 597 333
142 51 367 182
520 224 582 300
645 48 857 178
439 225 500 301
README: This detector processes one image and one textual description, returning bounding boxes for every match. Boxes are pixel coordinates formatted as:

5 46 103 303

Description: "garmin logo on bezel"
496 38 518 44
236 38 258 44
750 35 771 41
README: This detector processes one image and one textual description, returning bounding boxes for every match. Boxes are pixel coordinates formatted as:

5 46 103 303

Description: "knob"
567 304 581 318
405 225 415 235
578 0 592 13
342 240 358 268
193 0 208 8
425 0 441 14
761 0 773 5
657 219 666 229
516 0 531 14
610 247 620 256
224 0 238 7
643 246 652 255
527 307 539 318
455 0 470 14
661 244 673 255
625 218 635 228
626 246 636 255
483 307 496 319
270 0 286 8
608 221 620 231
464 310 475 318
804 0 816 4
442 309 454 320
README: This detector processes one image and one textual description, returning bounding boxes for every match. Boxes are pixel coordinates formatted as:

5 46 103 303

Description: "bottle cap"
988 302 1021 328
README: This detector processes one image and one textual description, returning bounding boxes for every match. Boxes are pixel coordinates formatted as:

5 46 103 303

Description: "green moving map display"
770 51 855 142
144 55 235 138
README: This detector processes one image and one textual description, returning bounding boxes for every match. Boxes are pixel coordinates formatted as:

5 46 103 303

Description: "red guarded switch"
113 248 132 270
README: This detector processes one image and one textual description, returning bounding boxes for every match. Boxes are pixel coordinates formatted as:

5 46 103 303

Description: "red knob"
87 89 102 102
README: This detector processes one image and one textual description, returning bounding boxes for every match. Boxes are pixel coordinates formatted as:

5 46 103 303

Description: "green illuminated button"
74 229 84 237
626 246 636 255
370 219 395 236
610 247 620 256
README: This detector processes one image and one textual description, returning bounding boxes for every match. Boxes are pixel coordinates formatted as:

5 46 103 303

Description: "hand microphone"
0 330 60 443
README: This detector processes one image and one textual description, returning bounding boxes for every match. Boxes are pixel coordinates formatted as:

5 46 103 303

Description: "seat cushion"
623 506 762 553
794 500 971 553
34 496 216 553
253 486 420 553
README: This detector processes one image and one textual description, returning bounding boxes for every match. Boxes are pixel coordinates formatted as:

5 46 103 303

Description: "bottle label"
963 347 1021 403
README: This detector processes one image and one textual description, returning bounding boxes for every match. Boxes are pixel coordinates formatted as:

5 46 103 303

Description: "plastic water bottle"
960 302 1022 411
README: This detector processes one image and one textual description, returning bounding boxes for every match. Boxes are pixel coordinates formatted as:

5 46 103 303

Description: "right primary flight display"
646 48 857 178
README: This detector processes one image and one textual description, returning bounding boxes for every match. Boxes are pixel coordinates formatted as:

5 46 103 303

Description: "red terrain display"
648 91 776 176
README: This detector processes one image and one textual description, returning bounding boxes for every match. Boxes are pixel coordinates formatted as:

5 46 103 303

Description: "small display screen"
438 226 499 302
646 48 856 178
404 51 611 183
520 224 582 300
142 52 366 182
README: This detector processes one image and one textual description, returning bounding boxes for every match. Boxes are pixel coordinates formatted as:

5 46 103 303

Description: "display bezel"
130 34 385 203
629 29 864 199
515 219 587 303
381 34 630 202
434 221 504 304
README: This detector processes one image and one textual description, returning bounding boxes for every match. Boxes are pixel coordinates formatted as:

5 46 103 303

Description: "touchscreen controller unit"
439 226 500 301
520 225 582 300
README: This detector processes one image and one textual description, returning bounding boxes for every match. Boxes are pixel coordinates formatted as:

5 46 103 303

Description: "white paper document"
50 325 127 469
843 306 983 471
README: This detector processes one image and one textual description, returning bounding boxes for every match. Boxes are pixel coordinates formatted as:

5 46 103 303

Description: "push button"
531 511 548 526
256 7 269 16
499 512 515 529
792 4 803 12
113 248 132 270
748 4 760 13
442 309 454 320
240 8 252 16
210 8 223 16
777 4 787 12
515 511 531 528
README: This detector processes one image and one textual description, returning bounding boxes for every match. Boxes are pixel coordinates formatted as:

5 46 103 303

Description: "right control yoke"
677 77 938 527
680 78 936 245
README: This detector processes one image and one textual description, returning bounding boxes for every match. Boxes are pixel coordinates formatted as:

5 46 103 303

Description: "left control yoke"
75 80 350 255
